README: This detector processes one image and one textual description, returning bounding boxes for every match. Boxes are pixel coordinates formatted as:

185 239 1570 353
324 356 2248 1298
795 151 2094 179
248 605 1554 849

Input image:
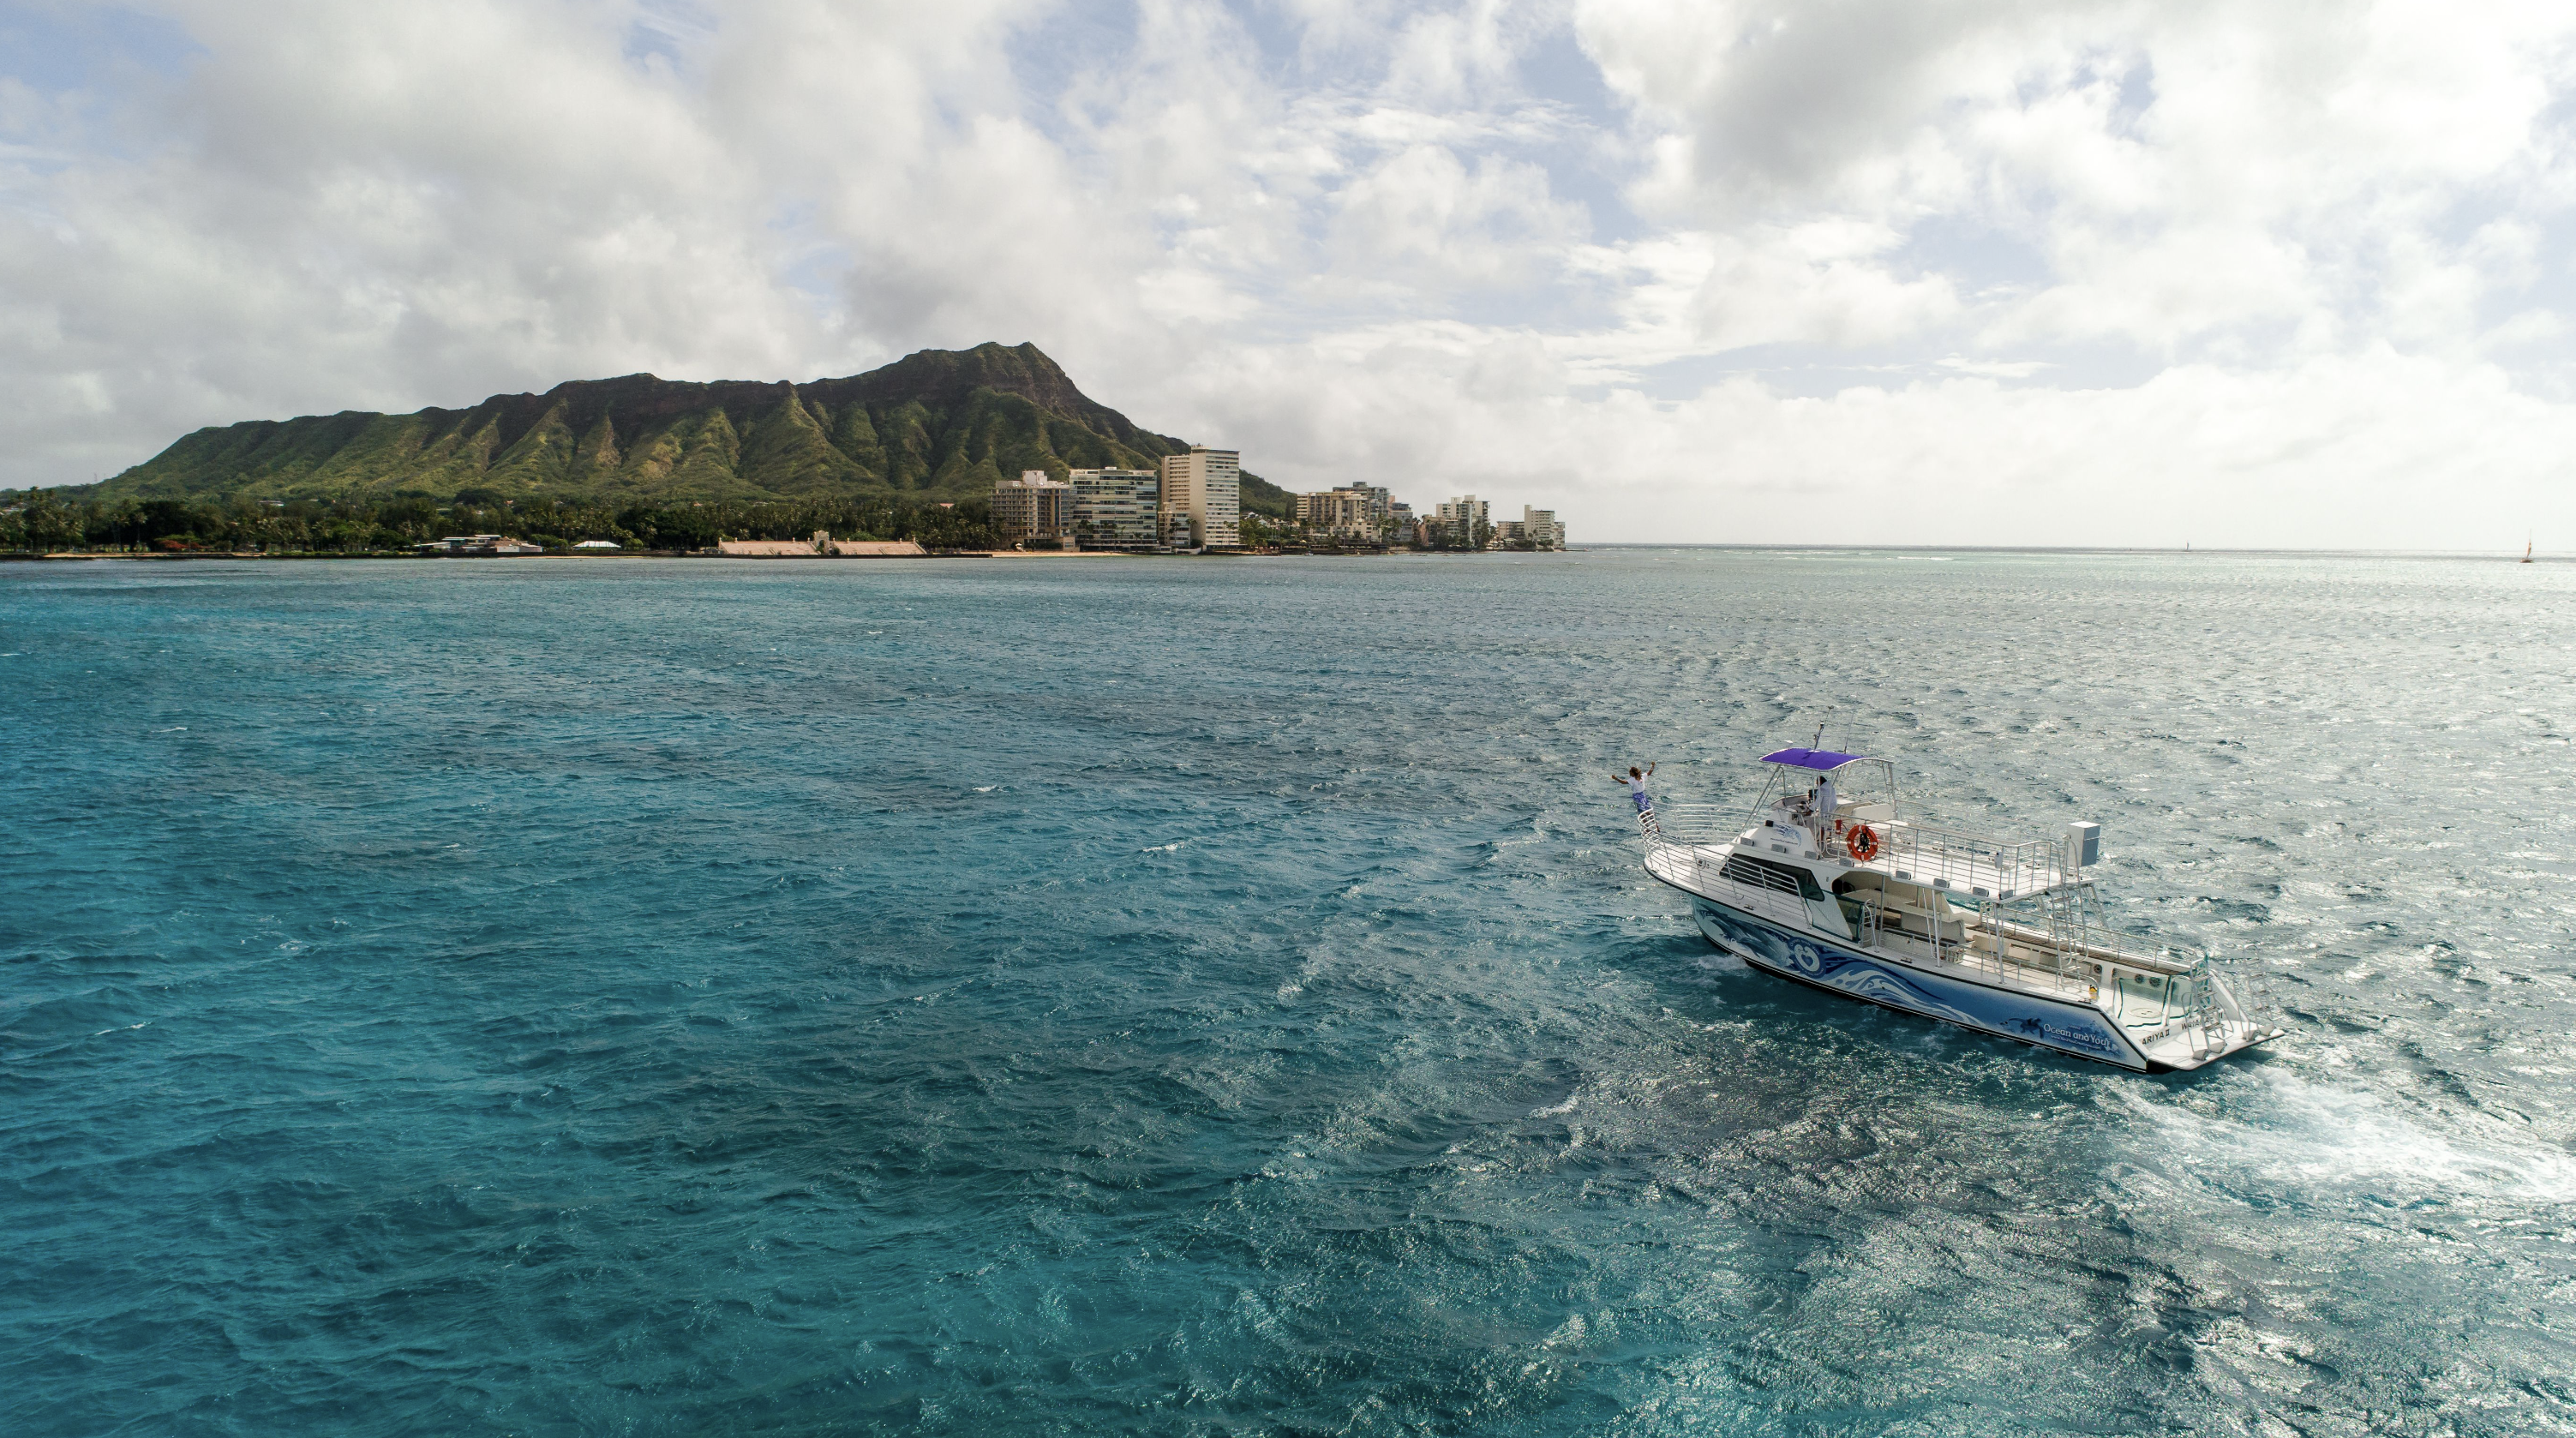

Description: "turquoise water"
4 550 2573 1435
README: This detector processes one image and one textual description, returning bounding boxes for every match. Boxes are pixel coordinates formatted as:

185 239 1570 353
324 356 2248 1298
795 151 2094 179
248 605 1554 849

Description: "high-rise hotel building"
1158 446 1240 550
1068 468 1160 551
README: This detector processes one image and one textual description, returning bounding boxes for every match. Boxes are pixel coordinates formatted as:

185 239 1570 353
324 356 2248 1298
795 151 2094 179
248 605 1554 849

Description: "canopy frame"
1749 750 1900 822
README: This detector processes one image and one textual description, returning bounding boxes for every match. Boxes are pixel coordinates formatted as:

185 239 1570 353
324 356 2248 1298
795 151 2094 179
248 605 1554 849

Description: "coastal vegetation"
0 488 1529 556
25 342 1294 521
0 488 1009 554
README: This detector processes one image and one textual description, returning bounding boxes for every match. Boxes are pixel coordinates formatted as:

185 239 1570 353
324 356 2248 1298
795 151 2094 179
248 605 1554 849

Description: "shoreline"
0 546 1547 563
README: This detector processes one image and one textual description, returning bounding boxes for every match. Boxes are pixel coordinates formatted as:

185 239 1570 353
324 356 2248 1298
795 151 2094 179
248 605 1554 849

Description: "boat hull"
1690 896 2156 1071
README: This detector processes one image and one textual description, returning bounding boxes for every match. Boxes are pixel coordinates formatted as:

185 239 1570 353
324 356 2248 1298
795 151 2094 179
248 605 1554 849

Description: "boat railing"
1976 911 2254 1051
1654 804 1743 847
1684 845 1815 931
1656 804 2071 900
1877 820 2067 899
1979 950 2096 1001
1986 910 2160 968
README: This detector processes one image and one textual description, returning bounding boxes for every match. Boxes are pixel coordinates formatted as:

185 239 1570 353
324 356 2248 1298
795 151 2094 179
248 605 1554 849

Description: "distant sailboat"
2525 537 2536 564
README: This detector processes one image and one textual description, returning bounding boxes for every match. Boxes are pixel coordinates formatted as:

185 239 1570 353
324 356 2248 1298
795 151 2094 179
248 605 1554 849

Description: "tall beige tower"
1158 446 1240 550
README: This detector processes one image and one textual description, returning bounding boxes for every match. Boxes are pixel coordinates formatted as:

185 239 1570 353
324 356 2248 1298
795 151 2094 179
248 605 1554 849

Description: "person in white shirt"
1612 762 1656 814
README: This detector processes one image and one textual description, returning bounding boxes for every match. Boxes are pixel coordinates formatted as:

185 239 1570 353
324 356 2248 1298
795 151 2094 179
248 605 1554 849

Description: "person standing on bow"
1614 763 1656 814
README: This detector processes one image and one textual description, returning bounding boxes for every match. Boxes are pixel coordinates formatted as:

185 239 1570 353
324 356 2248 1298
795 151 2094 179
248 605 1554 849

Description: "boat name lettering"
2034 1022 2114 1052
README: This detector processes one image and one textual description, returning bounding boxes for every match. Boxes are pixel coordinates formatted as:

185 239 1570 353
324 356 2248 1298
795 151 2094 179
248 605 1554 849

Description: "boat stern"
2136 1018 2285 1071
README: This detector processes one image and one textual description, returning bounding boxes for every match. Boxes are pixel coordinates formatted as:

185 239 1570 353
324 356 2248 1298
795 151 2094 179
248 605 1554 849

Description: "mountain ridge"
90 343 1292 515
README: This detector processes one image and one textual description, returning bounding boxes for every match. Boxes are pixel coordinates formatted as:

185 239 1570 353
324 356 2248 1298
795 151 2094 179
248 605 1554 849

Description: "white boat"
1635 746 2281 1071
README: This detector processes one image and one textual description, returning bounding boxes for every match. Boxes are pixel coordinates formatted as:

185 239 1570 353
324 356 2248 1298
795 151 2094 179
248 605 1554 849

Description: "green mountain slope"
95 343 1293 515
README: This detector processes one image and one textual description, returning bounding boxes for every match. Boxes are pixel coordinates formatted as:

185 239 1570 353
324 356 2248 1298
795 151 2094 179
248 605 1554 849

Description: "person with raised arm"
1613 763 1656 814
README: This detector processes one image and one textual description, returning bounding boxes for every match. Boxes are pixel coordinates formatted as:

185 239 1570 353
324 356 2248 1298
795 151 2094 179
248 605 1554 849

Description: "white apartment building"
1159 446 1240 550
1435 495 1489 545
1522 506 1565 549
1294 488 1380 542
1068 468 1159 551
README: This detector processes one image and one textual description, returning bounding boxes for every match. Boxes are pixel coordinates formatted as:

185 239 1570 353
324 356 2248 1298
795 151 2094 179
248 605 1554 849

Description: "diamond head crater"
86 342 1293 514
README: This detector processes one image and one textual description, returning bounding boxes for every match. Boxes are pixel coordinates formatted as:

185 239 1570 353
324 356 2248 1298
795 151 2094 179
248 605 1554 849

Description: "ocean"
4 549 2572 1435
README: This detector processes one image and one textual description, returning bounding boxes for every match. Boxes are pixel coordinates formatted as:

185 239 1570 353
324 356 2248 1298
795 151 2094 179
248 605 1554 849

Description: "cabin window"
1718 854 1826 902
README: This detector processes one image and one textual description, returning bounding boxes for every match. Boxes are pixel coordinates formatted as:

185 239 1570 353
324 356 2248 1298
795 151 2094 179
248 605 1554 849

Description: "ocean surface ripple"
3 550 2573 1435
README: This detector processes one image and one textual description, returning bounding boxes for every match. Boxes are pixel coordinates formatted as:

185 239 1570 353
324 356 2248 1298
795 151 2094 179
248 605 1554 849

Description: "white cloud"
2 0 2575 546
1330 144 1585 285
1938 357 2050 379
1575 0 2576 366
1689 220 1962 351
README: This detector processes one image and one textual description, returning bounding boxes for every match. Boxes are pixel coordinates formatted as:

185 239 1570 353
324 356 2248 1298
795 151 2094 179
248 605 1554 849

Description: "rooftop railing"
1659 802 2075 900
1872 820 2070 901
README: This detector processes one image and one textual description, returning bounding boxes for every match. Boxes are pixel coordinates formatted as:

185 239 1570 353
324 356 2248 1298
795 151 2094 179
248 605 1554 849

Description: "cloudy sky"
6 0 2575 545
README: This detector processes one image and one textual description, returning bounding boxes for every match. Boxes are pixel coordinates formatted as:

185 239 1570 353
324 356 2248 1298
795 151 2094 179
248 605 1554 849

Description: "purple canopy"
1760 747 1867 770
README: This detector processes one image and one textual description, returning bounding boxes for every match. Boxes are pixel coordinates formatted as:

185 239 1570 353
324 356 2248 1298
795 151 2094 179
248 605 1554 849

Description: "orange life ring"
1847 824 1880 861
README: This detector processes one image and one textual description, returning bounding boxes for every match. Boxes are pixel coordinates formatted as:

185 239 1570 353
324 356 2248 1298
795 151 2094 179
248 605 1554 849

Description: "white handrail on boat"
1653 804 1746 846
1874 819 2068 899
1653 803 2078 899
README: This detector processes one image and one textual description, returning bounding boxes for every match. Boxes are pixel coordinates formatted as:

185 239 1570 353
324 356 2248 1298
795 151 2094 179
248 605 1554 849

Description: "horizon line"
1569 542 2551 559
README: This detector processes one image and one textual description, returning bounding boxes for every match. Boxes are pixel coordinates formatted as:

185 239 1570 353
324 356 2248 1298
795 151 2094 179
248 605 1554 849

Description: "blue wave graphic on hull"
1692 900 2134 1064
